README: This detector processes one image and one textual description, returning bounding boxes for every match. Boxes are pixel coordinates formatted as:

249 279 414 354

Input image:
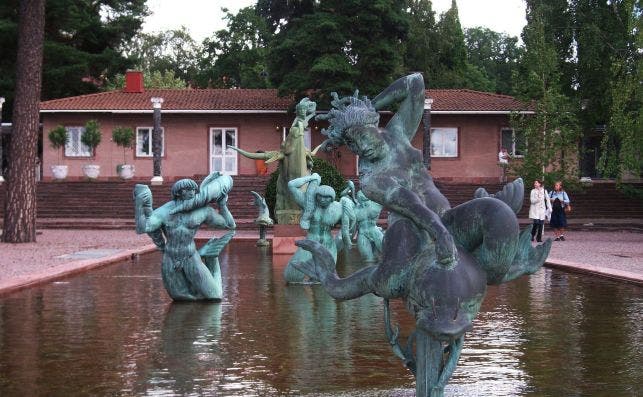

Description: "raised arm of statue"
133 184 166 250
371 73 425 142
169 174 233 215
288 173 321 209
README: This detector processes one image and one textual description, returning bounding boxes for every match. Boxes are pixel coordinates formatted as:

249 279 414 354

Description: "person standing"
529 180 551 242
549 181 571 241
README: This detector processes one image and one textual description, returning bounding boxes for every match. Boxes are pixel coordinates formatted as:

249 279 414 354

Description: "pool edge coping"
1 244 640 296
544 258 643 286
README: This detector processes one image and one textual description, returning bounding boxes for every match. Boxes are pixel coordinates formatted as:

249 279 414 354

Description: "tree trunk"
2 0 45 243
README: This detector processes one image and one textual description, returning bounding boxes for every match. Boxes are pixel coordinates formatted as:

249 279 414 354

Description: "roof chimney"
124 70 144 93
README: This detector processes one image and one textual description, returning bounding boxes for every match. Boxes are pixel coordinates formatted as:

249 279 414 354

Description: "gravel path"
544 230 642 274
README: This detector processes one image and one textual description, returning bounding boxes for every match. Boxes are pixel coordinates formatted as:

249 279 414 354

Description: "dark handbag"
565 203 572 213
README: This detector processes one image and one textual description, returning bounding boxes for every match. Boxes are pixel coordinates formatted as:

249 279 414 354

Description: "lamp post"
422 97 434 171
0 97 5 184
150 97 164 185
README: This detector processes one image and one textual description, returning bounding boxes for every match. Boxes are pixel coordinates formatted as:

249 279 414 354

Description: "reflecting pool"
0 241 640 396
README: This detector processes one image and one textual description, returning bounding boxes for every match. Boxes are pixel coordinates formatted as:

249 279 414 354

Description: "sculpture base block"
150 176 164 185
0 175 4 184
272 224 306 255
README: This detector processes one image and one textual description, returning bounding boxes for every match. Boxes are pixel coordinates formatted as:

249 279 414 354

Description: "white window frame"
209 127 238 175
282 126 312 149
501 128 525 157
64 126 91 157
136 127 165 157
430 127 458 158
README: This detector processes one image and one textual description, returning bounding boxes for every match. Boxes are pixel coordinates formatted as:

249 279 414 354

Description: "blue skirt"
549 206 567 228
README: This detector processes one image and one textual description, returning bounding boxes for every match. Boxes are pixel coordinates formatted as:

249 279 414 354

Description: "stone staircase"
0 178 641 231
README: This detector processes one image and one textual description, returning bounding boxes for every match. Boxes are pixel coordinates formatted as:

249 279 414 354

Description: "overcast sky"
143 0 527 42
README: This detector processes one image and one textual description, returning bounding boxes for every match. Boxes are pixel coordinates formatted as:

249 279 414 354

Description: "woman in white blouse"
529 179 551 242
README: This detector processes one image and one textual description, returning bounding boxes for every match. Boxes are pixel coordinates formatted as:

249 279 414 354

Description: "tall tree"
597 0 642 180
196 7 272 88
404 0 439 79
464 27 523 95
266 0 408 103
0 0 148 120
2 0 45 243
511 2 580 185
122 27 199 85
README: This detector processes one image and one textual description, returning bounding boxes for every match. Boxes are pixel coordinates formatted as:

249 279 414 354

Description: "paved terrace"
0 229 640 295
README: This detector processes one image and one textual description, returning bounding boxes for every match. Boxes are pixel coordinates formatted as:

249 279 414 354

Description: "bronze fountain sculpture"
294 73 551 396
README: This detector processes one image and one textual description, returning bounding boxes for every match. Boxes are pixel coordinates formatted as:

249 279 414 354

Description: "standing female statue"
229 98 317 225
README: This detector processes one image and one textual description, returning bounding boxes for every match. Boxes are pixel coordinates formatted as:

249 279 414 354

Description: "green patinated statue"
340 181 383 263
133 173 236 301
251 190 273 246
284 173 343 283
229 98 317 225
295 73 551 397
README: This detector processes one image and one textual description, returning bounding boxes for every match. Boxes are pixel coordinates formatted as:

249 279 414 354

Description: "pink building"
40 73 532 183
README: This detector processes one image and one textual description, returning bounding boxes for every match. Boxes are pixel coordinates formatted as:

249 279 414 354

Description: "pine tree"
2 0 45 242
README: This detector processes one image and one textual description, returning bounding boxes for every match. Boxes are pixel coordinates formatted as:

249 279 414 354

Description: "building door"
209 127 238 175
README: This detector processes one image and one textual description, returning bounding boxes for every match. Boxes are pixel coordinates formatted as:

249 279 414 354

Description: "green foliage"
265 0 408 104
48 125 68 163
264 157 347 219
122 26 199 84
48 125 67 149
81 120 102 158
196 7 272 88
103 69 187 90
112 126 134 164
0 0 149 120
464 27 523 94
510 4 580 186
597 1 642 181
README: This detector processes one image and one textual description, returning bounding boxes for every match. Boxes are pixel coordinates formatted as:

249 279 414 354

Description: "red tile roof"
40 88 532 113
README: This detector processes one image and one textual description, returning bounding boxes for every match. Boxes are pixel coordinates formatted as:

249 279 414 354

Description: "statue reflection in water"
295 73 551 396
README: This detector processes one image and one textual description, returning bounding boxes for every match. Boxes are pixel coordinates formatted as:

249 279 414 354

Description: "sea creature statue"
251 190 273 246
284 173 343 283
295 73 551 397
133 172 236 301
229 98 317 225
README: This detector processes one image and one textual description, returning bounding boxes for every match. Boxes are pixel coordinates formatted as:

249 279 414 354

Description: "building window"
430 128 458 157
501 128 525 157
136 127 164 157
64 126 91 157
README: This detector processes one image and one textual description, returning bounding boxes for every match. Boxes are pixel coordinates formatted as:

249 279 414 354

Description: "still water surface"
0 241 640 396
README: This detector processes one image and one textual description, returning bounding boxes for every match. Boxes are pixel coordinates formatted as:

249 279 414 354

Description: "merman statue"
229 98 317 225
295 73 551 396
133 172 236 301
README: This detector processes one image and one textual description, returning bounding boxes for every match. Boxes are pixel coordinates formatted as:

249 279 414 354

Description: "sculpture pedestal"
272 224 306 255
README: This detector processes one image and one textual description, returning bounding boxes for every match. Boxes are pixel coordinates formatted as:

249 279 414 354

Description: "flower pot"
50 165 69 180
82 164 101 179
117 164 135 180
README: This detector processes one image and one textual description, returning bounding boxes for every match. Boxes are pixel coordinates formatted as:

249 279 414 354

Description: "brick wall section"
42 113 512 183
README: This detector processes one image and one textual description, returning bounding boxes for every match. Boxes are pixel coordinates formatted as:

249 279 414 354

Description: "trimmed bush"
112 126 134 164
81 119 102 159
48 125 68 163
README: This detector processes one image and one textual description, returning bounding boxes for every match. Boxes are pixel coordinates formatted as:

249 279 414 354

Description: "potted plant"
48 125 69 180
112 126 135 179
81 119 102 179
